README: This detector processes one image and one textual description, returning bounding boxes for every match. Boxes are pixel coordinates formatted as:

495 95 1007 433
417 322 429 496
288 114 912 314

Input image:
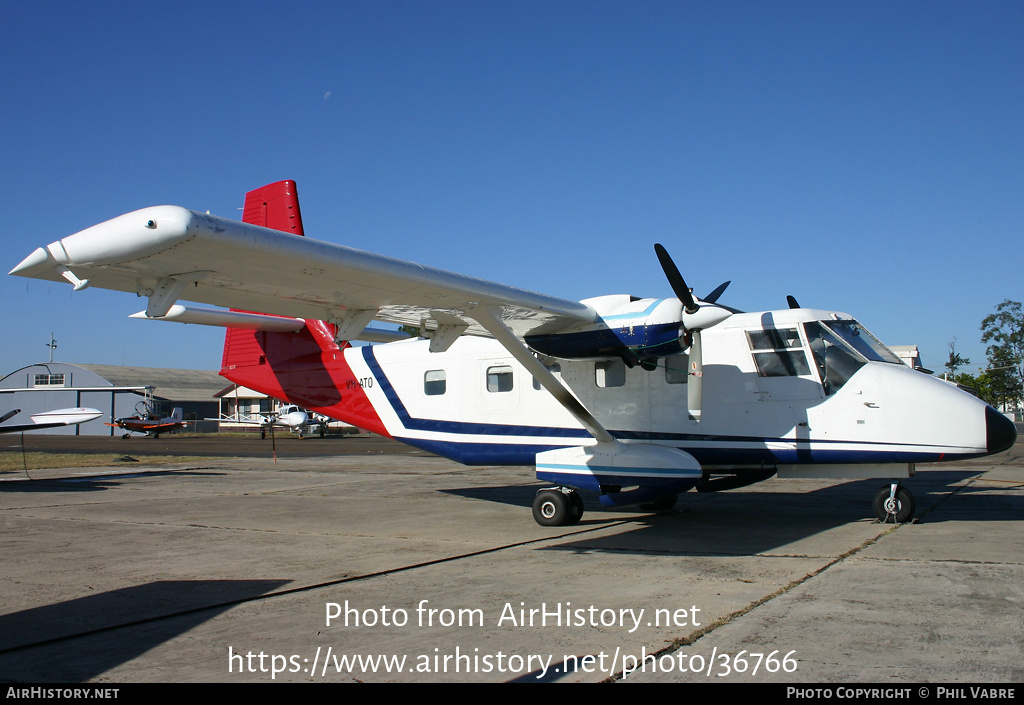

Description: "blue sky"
2 1 1021 377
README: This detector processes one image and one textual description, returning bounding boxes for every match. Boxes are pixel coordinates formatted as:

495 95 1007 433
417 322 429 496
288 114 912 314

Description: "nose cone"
987 406 1017 454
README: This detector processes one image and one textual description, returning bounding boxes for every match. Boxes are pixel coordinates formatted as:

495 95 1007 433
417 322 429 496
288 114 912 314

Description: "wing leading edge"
10 205 597 341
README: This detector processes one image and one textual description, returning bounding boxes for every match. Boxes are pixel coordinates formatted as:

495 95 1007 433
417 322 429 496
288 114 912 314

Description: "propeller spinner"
654 243 732 421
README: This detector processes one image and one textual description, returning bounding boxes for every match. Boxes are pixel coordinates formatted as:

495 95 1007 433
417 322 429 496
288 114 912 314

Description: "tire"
567 491 585 524
873 485 915 523
533 489 572 527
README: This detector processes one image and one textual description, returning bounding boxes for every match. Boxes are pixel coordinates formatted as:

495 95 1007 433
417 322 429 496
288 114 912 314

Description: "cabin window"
486 365 514 393
595 360 626 388
747 328 811 377
664 353 689 384
424 370 446 396
532 363 561 390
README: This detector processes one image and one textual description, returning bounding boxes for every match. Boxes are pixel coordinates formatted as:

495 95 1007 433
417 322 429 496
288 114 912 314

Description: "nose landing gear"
873 483 915 523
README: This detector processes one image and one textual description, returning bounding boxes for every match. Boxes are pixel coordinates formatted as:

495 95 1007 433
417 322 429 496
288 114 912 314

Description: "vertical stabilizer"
223 179 314 386
219 182 389 437
242 180 305 235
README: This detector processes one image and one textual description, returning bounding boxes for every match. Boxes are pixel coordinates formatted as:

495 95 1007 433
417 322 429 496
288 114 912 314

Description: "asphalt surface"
0 431 409 458
0 433 1021 684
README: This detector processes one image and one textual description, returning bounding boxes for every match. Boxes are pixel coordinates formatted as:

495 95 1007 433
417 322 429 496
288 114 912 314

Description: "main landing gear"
532 488 585 527
873 483 915 524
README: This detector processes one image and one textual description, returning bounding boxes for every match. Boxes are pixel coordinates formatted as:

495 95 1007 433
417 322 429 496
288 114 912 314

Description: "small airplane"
107 403 185 438
225 404 329 439
10 181 1017 525
265 405 331 439
0 407 103 434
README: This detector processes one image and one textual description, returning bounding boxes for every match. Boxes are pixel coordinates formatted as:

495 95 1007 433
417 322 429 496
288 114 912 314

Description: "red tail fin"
218 181 388 436
241 180 304 235
222 180 310 376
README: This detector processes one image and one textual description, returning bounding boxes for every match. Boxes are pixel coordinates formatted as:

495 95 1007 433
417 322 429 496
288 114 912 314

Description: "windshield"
802 319 902 395
803 322 861 394
823 320 903 364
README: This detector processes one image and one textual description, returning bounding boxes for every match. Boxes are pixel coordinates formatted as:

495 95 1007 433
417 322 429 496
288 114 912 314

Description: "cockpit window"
823 320 902 365
746 328 811 377
748 328 802 350
803 321 867 394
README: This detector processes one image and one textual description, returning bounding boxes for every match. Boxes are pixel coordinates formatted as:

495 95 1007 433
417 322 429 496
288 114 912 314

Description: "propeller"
704 281 731 304
654 244 732 421
654 243 698 315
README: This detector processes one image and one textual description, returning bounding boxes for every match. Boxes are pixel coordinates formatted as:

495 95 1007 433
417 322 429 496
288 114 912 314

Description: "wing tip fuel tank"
10 205 196 275
9 246 50 276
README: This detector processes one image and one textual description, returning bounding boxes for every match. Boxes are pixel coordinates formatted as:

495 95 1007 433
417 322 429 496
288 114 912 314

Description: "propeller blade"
654 243 698 314
704 281 731 304
787 295 800 309
0 409 20 425
687 330 703 421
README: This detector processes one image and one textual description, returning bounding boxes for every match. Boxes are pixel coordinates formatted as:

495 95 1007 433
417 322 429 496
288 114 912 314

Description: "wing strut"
469 306 616 444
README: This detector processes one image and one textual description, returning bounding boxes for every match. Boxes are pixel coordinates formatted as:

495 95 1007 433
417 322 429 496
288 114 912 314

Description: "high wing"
10 206 598 341
9 186 731 442
9 203 621 441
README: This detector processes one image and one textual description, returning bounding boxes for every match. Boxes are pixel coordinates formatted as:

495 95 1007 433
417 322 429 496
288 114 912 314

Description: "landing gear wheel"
533 489 582 527
639 494 678 512
873 484 915 523
568 491 585 523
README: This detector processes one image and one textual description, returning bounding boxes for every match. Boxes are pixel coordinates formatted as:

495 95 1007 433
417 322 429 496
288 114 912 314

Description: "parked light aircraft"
107 404 185 438
221 404 329 439
264 405 331 439
10 181 1017 525
0 407 102 434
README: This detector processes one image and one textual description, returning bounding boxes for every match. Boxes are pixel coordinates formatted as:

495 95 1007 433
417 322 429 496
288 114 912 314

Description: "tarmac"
0 433 1021 684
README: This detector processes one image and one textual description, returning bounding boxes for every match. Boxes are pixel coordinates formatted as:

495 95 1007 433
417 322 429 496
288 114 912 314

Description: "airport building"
0 363 225 435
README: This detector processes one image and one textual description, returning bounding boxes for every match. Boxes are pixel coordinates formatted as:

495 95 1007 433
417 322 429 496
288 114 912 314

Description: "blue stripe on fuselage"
359 346 983 466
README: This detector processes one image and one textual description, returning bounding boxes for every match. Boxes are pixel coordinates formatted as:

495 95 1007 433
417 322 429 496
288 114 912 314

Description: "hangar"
0 363 225 435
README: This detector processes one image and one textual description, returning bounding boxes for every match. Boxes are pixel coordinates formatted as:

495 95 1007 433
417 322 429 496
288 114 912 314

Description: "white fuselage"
344 308 995 471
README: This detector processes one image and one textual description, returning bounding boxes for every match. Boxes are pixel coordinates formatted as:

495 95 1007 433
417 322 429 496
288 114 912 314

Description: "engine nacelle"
525 295 686 363
525 294 730 366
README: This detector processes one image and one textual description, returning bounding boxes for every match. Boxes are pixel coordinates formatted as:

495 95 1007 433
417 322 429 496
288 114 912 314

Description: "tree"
944 337 970 379
980 299 1024 412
